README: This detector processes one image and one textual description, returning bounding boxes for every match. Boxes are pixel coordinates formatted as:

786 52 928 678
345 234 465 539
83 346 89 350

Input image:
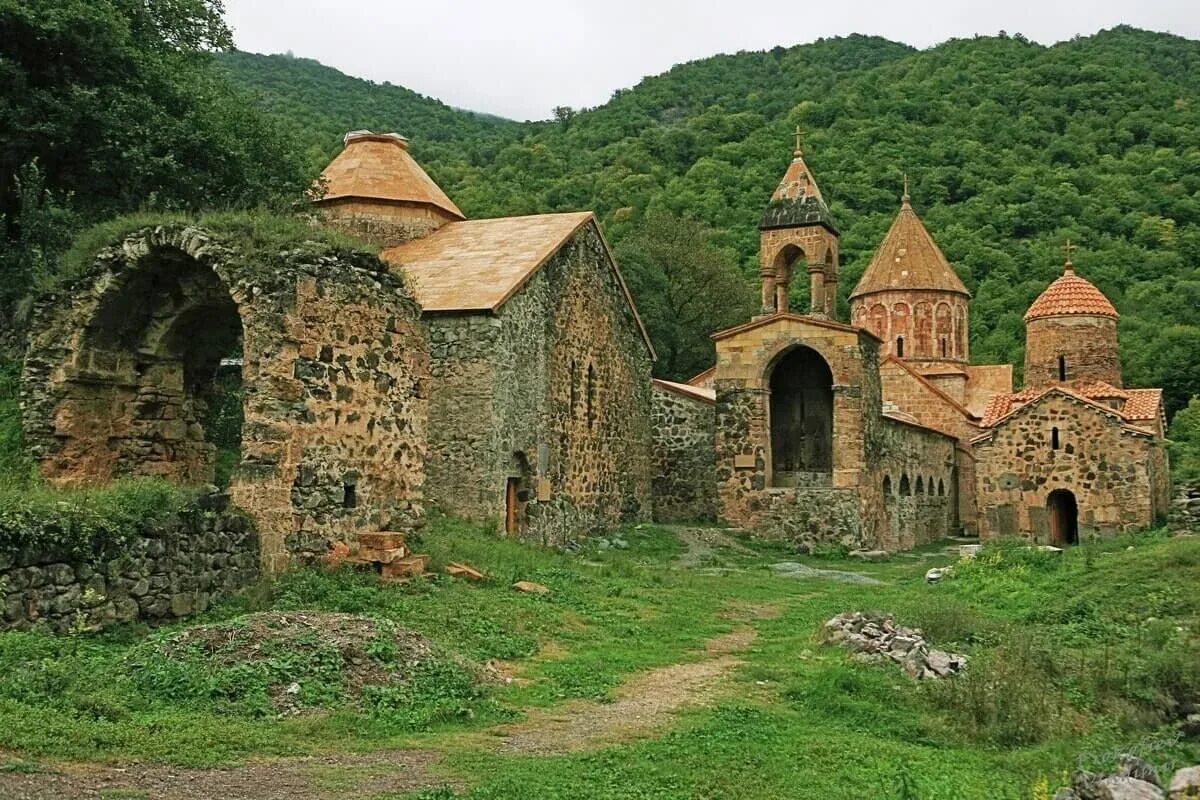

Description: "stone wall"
1169 480 1200 532
424 221 653 543
315 200 459 248
1 494 259 632
874 417 958 549
973 393 1165 541
650 381 716 522
1024 315 1122 389
22 224 428 572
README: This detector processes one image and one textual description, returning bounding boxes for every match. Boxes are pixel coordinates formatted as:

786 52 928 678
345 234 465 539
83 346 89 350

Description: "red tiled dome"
1024 266 1118 322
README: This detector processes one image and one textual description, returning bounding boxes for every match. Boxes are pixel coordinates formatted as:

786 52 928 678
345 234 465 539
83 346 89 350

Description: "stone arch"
890 302 910 357
770 244 805 312
868 303 888 342
766 345 833 486
937 477 946 496
899 473 911 496
1047 488 1079 545
883 475 893 496
954 303 967 360
915 475 924 495
22 224 429 571
935 302 952 359
914 301 933 358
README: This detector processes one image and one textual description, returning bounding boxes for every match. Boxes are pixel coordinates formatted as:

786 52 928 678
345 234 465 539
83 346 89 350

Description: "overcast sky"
224 0 1199 120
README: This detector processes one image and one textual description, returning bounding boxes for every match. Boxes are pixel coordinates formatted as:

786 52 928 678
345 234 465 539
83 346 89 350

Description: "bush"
0 360 32 489
0 479 191 560
924 633 1075 746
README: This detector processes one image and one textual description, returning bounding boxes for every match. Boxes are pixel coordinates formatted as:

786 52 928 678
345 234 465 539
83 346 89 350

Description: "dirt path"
0 749 451 800
495 625 757 755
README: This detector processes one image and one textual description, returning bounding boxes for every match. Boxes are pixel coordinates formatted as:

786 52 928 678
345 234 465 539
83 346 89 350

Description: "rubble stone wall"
1 498 259 632
425 221 653 543
973 393 1163 541
650 382 716 522
22 224 428 572
874 417 958 550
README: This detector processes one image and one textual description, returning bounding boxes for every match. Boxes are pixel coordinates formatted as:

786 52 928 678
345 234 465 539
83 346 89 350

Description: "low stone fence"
1169 480 1200 532
1 492 260 632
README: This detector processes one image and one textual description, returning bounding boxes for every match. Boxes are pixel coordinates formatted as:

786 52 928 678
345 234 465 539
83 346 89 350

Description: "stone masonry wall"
874 417 958 550
650 382 717 522
1 494 259 633
424 221 653 543
23 225 428 572
1024 315 1122 389
973 393 1162 541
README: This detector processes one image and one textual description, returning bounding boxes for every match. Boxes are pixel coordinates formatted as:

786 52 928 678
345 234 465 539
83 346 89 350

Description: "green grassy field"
0 517 1197 799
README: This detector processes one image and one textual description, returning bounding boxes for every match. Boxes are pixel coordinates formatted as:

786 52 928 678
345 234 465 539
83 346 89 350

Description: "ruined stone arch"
22 223 429 570
765 344 833 486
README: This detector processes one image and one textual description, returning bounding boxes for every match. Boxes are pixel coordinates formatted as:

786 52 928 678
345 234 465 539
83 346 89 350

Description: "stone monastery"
21 130 1170 570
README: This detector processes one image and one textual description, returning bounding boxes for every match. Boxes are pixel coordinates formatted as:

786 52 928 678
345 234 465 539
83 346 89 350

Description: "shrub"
0 479 191 560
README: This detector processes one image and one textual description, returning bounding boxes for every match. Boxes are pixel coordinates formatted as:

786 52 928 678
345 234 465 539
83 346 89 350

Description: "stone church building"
670 140 1169 549
315 132 655 545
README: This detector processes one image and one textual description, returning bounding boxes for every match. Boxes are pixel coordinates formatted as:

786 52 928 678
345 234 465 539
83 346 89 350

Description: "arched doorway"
1047 489 1079 545
768 346 833 487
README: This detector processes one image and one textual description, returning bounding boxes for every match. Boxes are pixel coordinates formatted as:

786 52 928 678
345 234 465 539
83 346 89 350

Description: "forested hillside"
220 28 1200 416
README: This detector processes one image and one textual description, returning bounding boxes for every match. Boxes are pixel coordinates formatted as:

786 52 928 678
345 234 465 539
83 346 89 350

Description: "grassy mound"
128 611 487 722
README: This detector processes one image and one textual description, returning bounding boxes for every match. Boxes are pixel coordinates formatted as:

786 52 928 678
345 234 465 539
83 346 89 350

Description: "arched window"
1051 426 1060 450
1058 355 1066 382
915 476 924 495
937 478 946 496
940 337 948 358
899 474 911 496
883 475 893 496
768 346 833 486
896 337 905 358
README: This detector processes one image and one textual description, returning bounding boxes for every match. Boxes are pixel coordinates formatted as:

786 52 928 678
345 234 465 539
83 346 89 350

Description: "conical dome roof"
850 196 968 299
1024 263 1118 322
316 131 464 219
759 141 838 233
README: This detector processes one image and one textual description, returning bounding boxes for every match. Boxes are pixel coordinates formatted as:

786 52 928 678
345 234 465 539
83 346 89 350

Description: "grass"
0 518 1197 798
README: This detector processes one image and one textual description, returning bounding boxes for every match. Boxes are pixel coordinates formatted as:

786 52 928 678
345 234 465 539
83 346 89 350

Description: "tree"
1169 396 1200 481
615 213 756 380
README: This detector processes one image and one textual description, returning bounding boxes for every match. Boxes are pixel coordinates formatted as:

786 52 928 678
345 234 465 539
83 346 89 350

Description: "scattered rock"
821 611 966 680
925 566 953 583
1170 766 1200 798
445 562 486 581
1120 755 1162 788
1100 776 1165 799
512 580 550 595
848 549 889 562
959 544 982 559
770 562 883 585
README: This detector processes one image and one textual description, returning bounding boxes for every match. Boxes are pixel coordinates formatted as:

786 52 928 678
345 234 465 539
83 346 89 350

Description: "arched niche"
767 345 833 486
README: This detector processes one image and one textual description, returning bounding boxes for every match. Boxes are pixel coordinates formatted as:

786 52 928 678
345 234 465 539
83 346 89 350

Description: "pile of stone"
354 532 429 582
1169 481 1200 533
1052 757 1200 799
822 611 967 679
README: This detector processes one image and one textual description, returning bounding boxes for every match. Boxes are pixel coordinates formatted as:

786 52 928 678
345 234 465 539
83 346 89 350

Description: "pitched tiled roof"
850 198 969 299
380 212 655 357
980 382 1162 430
383 212 593 311
1024 265 1118 322
653 378 715 404
317 131 464 219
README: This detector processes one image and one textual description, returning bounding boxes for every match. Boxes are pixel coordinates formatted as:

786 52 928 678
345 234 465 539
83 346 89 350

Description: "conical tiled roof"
850 196 968 299
1024 263 1118 322
316 131 464 219
759 143 838 233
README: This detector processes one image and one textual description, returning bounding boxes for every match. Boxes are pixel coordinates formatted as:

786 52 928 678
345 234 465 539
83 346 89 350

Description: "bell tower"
758 128 840 317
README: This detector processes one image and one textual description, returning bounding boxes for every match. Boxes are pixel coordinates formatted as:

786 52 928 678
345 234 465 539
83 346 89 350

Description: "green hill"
220 28 1200 412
